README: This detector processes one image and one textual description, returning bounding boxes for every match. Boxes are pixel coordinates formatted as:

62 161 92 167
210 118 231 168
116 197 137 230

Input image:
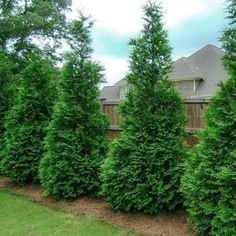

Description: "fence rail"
102 99 209 147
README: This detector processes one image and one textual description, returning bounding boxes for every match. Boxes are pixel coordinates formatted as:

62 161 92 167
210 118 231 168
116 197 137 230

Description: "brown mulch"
0 176 198 236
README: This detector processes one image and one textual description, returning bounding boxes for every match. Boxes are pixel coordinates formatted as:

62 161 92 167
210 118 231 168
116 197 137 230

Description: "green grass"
0 190 139 236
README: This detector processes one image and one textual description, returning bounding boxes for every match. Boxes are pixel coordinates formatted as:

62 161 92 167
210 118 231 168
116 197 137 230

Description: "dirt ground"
0 176 198 236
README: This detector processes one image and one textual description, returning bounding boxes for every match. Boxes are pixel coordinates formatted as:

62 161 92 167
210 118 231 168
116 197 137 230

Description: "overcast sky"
70 0 227 86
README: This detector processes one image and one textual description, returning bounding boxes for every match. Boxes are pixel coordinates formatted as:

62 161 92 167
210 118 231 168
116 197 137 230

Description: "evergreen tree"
39 15 108 199
1 50 56 184
181 1 236 235
0 50 14 165
101 2 187 214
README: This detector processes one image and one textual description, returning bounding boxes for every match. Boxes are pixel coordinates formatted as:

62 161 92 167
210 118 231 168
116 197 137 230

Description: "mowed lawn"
0 190 139 236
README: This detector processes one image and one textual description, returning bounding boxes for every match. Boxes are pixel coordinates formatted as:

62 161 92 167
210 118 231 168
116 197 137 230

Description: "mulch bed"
0 175 198 236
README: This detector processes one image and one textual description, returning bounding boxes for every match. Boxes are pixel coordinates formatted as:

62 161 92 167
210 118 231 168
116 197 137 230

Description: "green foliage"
1 51 56 185
220 0 236 79
0 0 71 58
0 50 14 164
39 15 108 199
181 1 236 235
101 2 187 214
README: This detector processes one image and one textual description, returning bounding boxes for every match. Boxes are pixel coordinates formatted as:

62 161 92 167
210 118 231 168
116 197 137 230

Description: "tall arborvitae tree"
39 15 108 199
1 51 56 184
0 50 14 165
101 2 187 214
181 1 236 235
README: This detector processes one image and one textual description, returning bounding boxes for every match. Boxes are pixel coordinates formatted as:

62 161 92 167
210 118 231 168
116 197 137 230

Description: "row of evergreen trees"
0 1 235 235
0 13 109 197
0 1 108 195
0 2 186 207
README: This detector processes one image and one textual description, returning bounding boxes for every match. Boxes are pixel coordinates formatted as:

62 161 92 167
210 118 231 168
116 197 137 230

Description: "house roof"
100 86 120 101
100 44 229 100
169 44 228 98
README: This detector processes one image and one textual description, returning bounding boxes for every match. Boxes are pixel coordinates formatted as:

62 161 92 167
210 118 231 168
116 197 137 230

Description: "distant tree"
101 2 187 214
181 0 236 235
39 15 108 199
0 50 14 166
1 50 56 185
0 0 71 61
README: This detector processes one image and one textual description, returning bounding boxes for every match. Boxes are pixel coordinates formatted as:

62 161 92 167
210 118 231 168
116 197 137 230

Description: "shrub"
1 51 56 184
181 1 236 235
101 2 187 214
39 15 108 199
0 50 14 165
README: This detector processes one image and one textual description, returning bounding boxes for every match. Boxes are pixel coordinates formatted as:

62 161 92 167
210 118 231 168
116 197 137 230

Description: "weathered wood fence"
102 99 209 147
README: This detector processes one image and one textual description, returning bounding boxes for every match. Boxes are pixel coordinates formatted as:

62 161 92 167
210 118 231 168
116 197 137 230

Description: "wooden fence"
102 99 209 147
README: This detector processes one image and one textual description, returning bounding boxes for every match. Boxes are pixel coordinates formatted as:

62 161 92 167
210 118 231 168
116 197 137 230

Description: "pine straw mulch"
0 175 198 236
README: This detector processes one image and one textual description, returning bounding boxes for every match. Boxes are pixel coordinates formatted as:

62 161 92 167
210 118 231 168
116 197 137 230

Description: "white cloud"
71 0 143 33
70 0 225 86
162 0 206 28
93 55 129 86
71 0 208 33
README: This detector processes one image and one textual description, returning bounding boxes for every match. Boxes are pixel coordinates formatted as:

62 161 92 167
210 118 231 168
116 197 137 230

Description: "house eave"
170 76 204 82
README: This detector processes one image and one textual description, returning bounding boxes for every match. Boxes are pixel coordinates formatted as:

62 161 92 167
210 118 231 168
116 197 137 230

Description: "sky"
70 0 227 86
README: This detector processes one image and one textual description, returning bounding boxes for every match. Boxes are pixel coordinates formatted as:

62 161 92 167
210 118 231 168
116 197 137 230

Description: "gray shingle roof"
100 86 120 101
169 44 228 98
100 44 229 100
